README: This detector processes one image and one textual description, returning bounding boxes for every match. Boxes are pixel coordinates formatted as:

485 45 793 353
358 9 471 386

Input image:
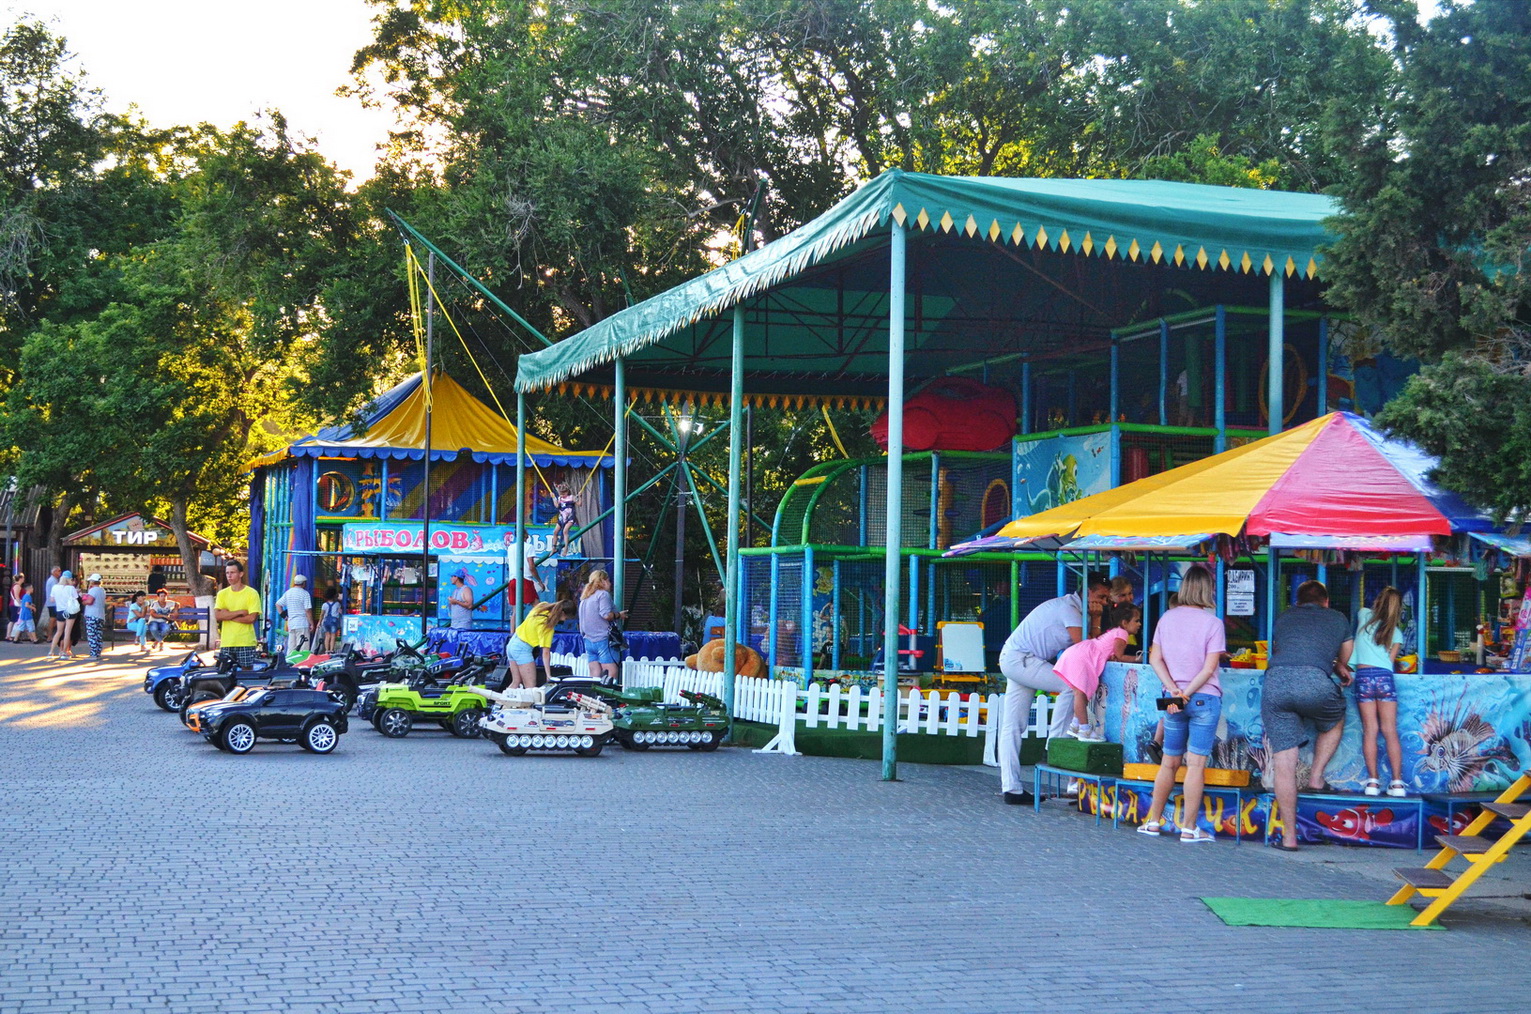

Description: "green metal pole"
613 358 627 611
722 305 745 723
881 220 907 781
514 390 526 622
1268 271 1285 435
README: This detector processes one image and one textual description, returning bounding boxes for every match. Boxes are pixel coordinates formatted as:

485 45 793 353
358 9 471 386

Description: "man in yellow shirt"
213 559 262 667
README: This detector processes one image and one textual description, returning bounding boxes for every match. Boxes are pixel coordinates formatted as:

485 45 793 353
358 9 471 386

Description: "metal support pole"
421 252 435 630
1109 339 1120 421
1317 317 1329 415
1214 305 1227 452
1417 555 1429 662
1268 272 1285 435
832 559 842 671
1021 359 1032 435
1158 319 1169 426
1266 546 1279 642
881 221 907 781
613 357 627 610
1010 560 1020 629
1216 556 1226 621
722 306 746 721
802 544 816 685
514 390 526 621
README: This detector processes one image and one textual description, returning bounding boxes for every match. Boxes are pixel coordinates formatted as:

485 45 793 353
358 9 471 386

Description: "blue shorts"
1162 692 1222 758
584 636 618 665
1354 665 1397 703
506 635 536 665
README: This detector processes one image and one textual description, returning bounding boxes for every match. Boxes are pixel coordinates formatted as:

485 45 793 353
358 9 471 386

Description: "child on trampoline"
1054 605 1141 741
553 483 577 555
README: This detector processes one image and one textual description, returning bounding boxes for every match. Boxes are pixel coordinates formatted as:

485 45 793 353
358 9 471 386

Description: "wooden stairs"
1388 770 1531 927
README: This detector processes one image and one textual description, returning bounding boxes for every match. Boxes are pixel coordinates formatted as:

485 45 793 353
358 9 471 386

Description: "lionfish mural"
1417 695 1520 792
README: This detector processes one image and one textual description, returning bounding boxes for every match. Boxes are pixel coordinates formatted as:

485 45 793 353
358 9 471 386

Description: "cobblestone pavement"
1 640 1528 1014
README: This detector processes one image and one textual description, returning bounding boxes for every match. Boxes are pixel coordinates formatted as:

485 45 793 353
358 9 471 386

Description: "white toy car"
468 686 614 757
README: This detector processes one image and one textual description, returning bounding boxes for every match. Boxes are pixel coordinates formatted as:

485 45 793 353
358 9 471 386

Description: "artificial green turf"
1200 897 1444 930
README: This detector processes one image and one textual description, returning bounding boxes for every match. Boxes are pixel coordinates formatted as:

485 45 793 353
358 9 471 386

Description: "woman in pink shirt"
1137 565 1226 845
1054 606 1141 740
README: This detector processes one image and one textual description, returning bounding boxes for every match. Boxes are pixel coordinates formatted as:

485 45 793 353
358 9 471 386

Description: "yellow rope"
821 404 849 457
405 245 429 407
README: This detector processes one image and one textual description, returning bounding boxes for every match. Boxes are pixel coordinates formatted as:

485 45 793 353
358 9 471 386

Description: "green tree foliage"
1325 0 1531 518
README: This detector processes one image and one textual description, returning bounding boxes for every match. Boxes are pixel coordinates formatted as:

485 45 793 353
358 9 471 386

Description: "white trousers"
997 652 1075 793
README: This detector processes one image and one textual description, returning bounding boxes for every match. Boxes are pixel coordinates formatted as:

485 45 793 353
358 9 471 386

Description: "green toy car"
370 656 500 739
599 686 728 751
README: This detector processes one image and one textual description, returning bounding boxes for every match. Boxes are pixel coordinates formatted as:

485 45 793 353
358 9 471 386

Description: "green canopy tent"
514 168 1340 779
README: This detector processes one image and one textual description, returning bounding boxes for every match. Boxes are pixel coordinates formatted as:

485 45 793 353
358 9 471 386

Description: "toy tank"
469 686 613 756
603 687 727 751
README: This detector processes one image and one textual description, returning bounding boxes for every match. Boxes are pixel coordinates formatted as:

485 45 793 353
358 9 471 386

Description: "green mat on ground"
1201 898 1444 930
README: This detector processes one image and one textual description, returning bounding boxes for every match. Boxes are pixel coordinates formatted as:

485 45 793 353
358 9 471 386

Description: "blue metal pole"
1417 555 1428 661
881 220 907 780
1159 319 1169 426
768 552 780 670
1056 557 1066 597
719 307 744 722
1266 546 1279 642
909 552 919 630
1318 316 1329 415
832 559 842 671
514 390 526 621
1021 359 1032 435
1268 272 1285 435
1109 339 1120 422
802 543 815 685
380 460 389 521
1216 556 1226 621
1214 304 1227 452
613 357 627 610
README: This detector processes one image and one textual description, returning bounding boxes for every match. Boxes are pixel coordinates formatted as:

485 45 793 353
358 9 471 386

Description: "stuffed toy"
685 637 766 678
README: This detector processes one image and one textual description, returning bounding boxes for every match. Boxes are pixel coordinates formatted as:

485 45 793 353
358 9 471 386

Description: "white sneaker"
1362 779 1381 797
1064 721 1089 739
1064 778 1080 794
1386 780 1408 798
1077 725 1107 743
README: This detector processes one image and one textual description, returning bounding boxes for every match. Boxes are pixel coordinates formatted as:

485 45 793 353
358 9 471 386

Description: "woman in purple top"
1138 565 1226 844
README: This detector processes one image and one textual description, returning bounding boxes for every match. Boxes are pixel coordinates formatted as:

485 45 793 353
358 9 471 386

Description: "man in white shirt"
997 577 1109 804
274 573 314 653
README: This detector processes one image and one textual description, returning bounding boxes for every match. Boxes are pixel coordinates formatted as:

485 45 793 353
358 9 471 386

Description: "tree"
1324 0 1531 519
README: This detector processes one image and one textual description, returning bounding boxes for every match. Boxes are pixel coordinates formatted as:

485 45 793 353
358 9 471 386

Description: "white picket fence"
608 658 1054 765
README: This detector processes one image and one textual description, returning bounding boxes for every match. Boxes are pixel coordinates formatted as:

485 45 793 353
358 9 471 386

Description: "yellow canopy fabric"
247 372 610 470
997 415 1330 539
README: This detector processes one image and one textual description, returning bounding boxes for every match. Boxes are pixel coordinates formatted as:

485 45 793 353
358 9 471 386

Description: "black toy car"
188 687 349 755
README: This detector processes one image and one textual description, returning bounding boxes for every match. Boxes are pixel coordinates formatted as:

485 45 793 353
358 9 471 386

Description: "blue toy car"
143 652 278 712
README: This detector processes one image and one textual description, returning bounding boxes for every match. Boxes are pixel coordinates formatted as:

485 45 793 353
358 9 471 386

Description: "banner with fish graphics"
1101 662 1531 797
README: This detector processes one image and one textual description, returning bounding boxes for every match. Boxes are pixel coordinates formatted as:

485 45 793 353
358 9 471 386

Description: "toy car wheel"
619 732 647 751
575 743 603 757
221 720 257 754
154 682 182 712
696 731 721 752
377 708 412 738
301 719 339 754
450 709 485 739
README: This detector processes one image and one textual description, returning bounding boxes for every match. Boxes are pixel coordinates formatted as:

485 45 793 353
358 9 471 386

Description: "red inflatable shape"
870 377 1017 452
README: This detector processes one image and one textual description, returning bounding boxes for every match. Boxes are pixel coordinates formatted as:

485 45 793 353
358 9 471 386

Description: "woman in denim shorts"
1353 587 1406 797
1138 565 1226 844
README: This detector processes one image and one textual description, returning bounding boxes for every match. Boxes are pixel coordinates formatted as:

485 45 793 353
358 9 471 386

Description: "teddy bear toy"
685 637 766 678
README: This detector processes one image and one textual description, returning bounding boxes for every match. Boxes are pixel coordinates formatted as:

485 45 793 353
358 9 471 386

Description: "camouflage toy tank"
603 686 728 751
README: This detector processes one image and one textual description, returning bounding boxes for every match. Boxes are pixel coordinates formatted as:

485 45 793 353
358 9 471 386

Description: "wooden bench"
110 605 212 647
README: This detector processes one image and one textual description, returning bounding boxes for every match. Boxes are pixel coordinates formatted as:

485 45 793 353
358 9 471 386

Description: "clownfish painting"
1315 804 1395 841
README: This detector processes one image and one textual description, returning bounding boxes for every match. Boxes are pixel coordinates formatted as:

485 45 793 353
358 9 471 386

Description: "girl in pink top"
1054 606 1141 741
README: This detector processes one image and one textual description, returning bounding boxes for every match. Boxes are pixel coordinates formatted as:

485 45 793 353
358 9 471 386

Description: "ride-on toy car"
367 654 501 738
596 686 727 751
188 687 349 754
469 685 613 756
144 651 279 712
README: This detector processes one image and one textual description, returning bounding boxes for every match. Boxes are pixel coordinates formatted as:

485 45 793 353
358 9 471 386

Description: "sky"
6 0 394 182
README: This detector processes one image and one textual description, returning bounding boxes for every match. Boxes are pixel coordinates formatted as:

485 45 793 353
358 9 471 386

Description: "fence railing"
612 659 1055 765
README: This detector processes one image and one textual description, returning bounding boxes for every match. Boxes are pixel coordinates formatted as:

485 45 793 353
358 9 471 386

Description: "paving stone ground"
1 639 1528 1014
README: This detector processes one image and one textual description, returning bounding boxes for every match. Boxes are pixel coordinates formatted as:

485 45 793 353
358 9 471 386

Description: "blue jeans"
506 635 536 665
583 636 618 665
1162 692 1222 757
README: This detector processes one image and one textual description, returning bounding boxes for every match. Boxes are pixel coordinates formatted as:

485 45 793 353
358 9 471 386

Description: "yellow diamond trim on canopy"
988 219 1001 241
1307 258 1318 278
1195 247 1209 269
1011 223 1024 244
1081 232 1094 255
939 210 955 233
1151 241 1164 263
891 203 907 226
1240 252 1252 273
916 208 930 230
1104 236 1118 258
1129 238 1141 261
964 214 978 237
1218 249 1231 270
1174 244 1185 266
1263 254 1275 275
1059 229 1072 253
993 414 1334 540
1035 225 1049 249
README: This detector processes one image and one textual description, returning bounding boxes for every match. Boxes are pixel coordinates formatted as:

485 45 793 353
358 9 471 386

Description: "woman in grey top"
1262 580 1354 851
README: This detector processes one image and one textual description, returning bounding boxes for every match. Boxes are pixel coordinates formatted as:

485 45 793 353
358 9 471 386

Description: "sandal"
1305 782 1339 794
1270 841 1301 852
1362 778 1381 797
1137 819 1173 836
1180 828 1216 844
1386 780 1408 798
